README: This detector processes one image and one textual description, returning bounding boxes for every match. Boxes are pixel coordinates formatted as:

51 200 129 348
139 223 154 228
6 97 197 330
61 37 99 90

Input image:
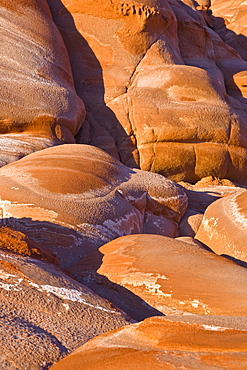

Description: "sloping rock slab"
50 315 247 370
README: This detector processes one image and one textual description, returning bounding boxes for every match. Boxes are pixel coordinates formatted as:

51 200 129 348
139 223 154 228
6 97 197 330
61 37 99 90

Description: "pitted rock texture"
0 0 85 166
0 248 129 370
48 0 247 184
50 315 247 370
76 234 247 319
196 189 247 264
0 144 187 269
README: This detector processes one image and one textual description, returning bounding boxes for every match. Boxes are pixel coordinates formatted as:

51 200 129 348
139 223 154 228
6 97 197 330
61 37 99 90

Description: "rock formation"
0 0 85 166
76 234 247 319
196 189 247 263
0 144 187 268
0 246 129 369
50 315 247 370
211 0 247 61
47 0 247 184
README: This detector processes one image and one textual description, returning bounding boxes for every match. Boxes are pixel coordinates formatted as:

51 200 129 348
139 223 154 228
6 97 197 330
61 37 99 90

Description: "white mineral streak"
0 197 58 221
201 325 228 331
0 270 118 314
226 192 247 231
78 213 142 240
118 272 169 295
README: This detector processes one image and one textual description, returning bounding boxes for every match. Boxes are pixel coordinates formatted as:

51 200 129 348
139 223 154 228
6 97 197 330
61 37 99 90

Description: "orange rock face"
211 0 247 61
77 234 247 319
0 144 187 268
0 0 85 166
48 0 247 183
196 189 247 264
0 247 128 369
50 315 247 370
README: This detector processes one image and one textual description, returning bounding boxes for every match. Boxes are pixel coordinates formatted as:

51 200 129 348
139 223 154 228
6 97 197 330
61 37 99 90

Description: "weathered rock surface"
0 144 187 269
76 234 247 319
50 315 247 370
0 0 85 166
0 247 129 370
211 0 247 61
48 0 247 184
196 189 247 264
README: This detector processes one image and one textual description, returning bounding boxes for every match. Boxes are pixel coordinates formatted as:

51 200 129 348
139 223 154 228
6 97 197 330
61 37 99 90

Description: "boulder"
76 234 247 319
0 144 187 268
50 315 247 370
0 247 129 369
196 189 247 264
48 0 247 183
0 0 85 166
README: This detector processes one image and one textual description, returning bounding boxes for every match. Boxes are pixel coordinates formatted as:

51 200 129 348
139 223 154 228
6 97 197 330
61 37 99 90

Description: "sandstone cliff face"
0 0 85 166
47 0 247 183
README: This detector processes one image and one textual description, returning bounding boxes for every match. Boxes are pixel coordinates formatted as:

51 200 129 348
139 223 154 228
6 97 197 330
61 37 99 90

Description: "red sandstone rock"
0 0 85 166
48 0 247 184
0 144 187 269
76 234 247 319
0 248 129 369
211 0 247 61
50 315 247 370
196 189 247 263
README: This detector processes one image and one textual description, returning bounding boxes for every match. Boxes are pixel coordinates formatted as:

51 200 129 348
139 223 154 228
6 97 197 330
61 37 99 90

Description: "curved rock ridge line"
0 144 187 268
50 0 247 183
0 248 129 369
196 189 247 263
0 0 85 166
50 315 247 370
77 234 247 318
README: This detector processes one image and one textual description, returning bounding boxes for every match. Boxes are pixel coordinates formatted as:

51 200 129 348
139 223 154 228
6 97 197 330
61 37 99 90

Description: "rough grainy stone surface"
76 234 247 319
47 0 247 184
0 144 187 268
196 189 247 264
0 248 129 370
0 0 85 166
50 315 247 370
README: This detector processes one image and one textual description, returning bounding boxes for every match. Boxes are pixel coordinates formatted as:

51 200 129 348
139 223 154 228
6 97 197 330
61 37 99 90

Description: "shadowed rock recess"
0 0 247 369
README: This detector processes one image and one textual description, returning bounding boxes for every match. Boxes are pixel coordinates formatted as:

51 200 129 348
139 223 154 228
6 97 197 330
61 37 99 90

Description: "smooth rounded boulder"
76 234 247 319
196 189 247 264
50 315 247 370
0 0 85 166
0 144 187 268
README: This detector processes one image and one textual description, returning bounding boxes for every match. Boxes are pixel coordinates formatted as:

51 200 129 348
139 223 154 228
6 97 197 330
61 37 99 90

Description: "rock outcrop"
76 234 247 319
50 315 247 370
0 247 129 369
0 0 85 166
47 0 247 184
211 0 247 61
196 189 247 264
0 144 187 268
